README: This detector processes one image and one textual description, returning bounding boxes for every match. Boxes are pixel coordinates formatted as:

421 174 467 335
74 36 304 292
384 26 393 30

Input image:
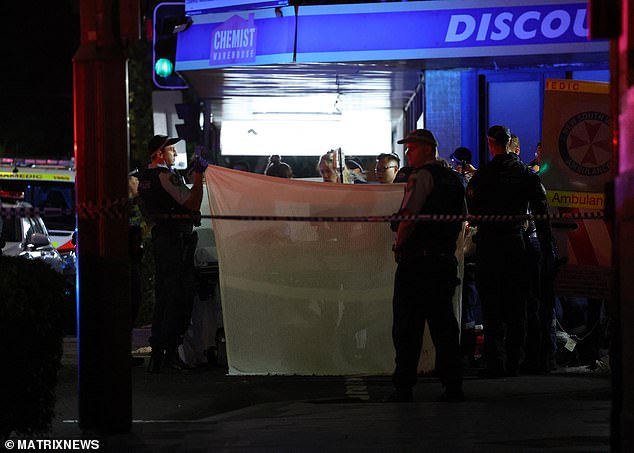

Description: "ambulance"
0 158 76 278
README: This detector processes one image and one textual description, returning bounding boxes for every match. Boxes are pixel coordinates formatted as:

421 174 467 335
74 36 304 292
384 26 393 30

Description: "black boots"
163 348 190 371
147 348 164 373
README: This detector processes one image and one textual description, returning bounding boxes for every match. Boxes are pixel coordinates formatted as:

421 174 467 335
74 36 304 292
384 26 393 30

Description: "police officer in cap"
139 134 208 373
388 129 466 403
466 125 553 378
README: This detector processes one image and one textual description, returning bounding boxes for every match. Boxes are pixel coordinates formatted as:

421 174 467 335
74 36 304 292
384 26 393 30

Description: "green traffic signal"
155 58 174 78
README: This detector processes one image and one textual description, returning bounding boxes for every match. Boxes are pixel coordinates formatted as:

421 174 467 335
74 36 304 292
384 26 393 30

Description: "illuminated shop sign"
176 1 607 70
176 7 295 69
185 0 287 15
210 13 257 65
295 1 606 63
444 8 587 42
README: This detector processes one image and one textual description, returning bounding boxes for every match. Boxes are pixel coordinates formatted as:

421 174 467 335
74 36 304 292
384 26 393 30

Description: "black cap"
397 129 437 146
147 135 181 155
450 147 472 164
487 126 511 147
345 158 365 173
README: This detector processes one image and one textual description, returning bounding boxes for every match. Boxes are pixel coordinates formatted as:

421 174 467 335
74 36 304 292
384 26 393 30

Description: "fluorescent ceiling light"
250 95 340 115
220 117 391 157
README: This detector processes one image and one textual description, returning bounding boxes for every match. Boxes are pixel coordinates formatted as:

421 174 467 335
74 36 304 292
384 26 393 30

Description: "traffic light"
175 102 201 143
152 3 191 89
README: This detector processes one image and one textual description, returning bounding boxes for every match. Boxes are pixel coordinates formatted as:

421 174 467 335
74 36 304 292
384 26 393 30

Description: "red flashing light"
58 239 76 253
0 190 25 200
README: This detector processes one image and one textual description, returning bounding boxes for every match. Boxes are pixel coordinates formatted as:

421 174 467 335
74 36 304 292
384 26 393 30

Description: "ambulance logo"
558 111 610 176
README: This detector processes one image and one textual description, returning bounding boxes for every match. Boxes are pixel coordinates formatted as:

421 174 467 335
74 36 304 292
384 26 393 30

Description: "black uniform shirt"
138 165 198 234
466 153 552 252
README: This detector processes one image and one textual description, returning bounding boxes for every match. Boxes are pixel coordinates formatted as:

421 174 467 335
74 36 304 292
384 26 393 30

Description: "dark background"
0 1 80 159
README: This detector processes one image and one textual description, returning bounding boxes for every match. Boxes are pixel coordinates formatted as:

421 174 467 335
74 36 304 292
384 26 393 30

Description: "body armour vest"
138 167 195 234
467 153 547 238
408 163 465 255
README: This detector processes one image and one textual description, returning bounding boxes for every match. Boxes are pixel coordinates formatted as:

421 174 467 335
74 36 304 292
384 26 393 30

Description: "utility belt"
399 246 456 262
152 226 197 243
402 236 455 257
477 225 525 238
418 250 454 257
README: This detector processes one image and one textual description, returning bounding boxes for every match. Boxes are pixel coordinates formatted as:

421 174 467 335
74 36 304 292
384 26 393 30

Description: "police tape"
196 211 604 223
0 203 605 223
0 199 127 220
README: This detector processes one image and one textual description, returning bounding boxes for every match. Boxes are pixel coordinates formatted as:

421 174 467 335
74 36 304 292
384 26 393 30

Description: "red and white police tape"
0 201 604 223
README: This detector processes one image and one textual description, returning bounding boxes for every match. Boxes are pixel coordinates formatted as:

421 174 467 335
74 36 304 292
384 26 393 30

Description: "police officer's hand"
187 146 209 174
191 155 209 173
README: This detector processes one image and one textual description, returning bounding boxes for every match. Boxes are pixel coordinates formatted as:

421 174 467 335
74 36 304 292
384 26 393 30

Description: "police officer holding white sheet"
139 135 208 373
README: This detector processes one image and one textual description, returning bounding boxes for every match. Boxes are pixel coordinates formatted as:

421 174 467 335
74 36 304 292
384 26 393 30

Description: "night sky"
0 2 80 159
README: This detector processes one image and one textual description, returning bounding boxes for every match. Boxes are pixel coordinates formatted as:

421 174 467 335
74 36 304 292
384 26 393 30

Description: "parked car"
1 198 64 274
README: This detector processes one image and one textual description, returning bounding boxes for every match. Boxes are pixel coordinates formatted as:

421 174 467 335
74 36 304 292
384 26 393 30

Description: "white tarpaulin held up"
204 165 463 375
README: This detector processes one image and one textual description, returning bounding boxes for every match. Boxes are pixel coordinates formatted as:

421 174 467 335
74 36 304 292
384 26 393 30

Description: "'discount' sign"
295 1 606 63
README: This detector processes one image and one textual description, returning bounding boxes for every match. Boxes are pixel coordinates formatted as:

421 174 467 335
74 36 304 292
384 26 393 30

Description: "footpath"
48 335 612 452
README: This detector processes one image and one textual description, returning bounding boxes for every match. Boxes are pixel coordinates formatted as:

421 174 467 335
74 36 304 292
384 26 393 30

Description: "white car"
1 201 64 274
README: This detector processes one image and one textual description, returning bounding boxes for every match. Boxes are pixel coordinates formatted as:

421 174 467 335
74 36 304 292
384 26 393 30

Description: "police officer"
466 125 553 378
389 129 465 403
139 135 208 373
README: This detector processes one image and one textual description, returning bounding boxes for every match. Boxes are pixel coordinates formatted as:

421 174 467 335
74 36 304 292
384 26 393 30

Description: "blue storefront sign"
185 0 288 15
176 1 607 70
295 1 606 62
176 7 296 70
210 13 257 65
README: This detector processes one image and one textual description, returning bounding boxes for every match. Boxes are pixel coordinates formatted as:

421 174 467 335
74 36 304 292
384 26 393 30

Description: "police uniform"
139 163 199 370
466 152 552 377
392 161 465 399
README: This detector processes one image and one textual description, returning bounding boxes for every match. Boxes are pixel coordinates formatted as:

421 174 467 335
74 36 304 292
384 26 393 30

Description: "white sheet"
204 165 463 375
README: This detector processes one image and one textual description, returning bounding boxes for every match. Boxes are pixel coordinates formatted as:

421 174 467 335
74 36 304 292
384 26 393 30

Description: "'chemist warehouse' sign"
210 14 257 65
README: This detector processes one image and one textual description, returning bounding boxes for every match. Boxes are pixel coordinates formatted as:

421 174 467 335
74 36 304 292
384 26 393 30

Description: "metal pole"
337 147 344 184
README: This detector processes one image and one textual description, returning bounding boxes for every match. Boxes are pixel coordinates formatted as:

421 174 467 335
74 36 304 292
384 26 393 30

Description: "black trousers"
475 234 528 375
150 230 198 351
392 253 462 391
523 235 543 371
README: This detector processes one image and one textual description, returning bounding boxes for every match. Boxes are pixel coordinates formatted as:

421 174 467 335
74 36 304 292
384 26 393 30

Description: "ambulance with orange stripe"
0 158 76 278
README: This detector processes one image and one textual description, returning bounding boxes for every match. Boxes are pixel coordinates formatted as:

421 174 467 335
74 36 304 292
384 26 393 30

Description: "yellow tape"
0 172 73 181
547 190 605 209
